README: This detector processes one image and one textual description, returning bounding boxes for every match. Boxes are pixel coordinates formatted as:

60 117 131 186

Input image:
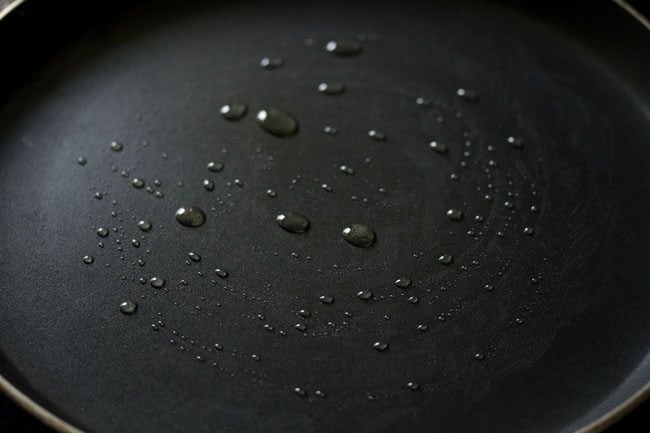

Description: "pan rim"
0 0 647 432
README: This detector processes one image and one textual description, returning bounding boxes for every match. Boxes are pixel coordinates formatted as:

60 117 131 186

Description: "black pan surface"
0 1 649 432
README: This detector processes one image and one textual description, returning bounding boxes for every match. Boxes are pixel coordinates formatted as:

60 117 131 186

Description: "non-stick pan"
0 1 648 432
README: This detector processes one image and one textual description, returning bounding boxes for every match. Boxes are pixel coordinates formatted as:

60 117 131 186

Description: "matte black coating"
0 1 648 432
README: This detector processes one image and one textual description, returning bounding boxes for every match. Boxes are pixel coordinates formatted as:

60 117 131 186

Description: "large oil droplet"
357 290 373 300
318 82 345 95
220 103 247 120
150 277 166 288
120 301 138 315
175 206 206 228
276 213 310 233
325 38 363 55
446 209 463 221
110 141 123 152
342 224 376 248
256 108 299 137
372 341 388 351
132 178 145 189
82 255 94 264
96 227 109 238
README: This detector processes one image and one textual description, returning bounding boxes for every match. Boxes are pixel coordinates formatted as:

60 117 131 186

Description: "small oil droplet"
325 38 363 55
456 88 478 102
77 157 87 165
96 227 109 238
256 108 299 137
188 252 201 262
429 141 447 154
342 224 376 248
120 301 138 315
523 227 534 236
507 136 524 149
319 295 334 304
438 254 453 265
207 161 224 172
220 103 247 120
260 57 283 69
276 213 310 233
110 141 124 152
368 130 386 141
175 206 206 228
318 82 345 95
132 178 145 189
446 209 463 221
215 268 229 278
137 220 152 232
203 179 215 191
406 382 420 391
82 255 94 264
394 277 411 288
294 387 307 397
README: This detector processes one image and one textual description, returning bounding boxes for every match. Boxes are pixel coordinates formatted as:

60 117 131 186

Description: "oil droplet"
504 201 514 209
137 220 152 232
456 88 478 102
220 103 247 120
417 324 428 332
474 215 485 222
251 354 261 361
96 227 109 238
82 255 94 264
429 141 447 154
150 277 165 288
475 352 485 360
110 141 123 152
339 165 355 175
295 323 307 332
266 189 277 198
207 161 224 172
175 206 206 228
357 290 373 300
120 301 138 315
276 213 310 233
416 96 431 107
446 209 463 221
342 224 376 248
233 179 244 187
372 341 388 351
368 130 386 141
94 192 103 200
294 387 307 397
299 309 311 317
324 126 338 135
215 268 229 278
256 108 299 137
319 295 334 304
406 382 420 391
321 184 333 192
325 38 363 55
188 252 201 262
132 178 145 189
507 136 524 149
523 227 534 235
318 82 345 95
438 254 453 265
77 157 87 165
314 390 326 398
260 57 283 69
408 296 419 304
203 179 215 191
394 277 411 288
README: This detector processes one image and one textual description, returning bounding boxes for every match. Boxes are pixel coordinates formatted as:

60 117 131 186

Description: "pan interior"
0 1 648 432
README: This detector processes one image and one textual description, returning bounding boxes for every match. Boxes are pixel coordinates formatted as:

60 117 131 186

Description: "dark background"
1 0 648 431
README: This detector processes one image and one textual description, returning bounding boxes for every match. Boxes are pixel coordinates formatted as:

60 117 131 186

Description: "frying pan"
0 0 648 432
